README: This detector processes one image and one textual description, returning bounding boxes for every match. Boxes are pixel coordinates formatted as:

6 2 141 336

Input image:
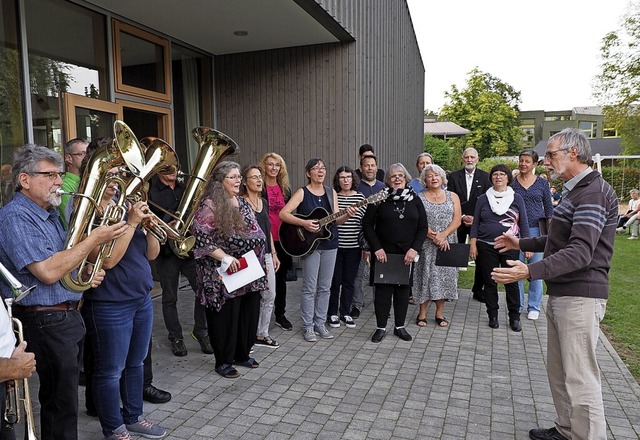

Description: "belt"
13 301 80 313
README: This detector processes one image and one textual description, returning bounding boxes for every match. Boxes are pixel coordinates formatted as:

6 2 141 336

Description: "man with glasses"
447 147 491 302
0 144 128 440
148 170 212 360
493 128 618 440
58 138 88 229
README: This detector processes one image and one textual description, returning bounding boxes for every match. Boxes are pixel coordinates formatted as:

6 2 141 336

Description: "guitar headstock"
369 189 389 206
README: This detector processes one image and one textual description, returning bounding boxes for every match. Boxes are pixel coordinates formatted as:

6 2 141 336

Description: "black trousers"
457 225 484 293
476 241 520 319
273 241 292 318
373 284 410 328
0 382 16 440
206 291 260 368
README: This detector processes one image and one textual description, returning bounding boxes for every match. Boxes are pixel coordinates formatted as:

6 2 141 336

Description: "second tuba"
169 127 239 257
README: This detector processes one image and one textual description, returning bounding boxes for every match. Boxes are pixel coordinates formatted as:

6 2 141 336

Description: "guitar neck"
317 197 370 227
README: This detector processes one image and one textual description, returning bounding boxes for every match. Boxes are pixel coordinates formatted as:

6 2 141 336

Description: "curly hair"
12 144 63 191
260 152 290 195
203 161 246 236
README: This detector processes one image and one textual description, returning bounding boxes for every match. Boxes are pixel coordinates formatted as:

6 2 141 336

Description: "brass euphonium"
168 127 239 258
60 121 180 292
0 263 38 440
60 121 147 292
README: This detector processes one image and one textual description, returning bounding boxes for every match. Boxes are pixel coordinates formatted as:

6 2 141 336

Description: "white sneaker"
327 315 340 328
314 325 334 339
304 327 317 342
341 315 356 328
628 236 638 240
616 226 626 233
527 311 540 320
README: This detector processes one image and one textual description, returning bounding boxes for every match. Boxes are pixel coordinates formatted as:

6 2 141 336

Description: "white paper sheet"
217 250 266 293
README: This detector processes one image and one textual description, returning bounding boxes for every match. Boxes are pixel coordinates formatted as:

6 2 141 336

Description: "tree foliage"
439 68 523 159
594 1 640 153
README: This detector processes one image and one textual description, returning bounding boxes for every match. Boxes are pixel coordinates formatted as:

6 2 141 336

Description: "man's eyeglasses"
67 152 86 157
545 148 569 160
30 171 66 180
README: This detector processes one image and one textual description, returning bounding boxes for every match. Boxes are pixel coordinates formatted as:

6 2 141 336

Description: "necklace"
426 190 444 203
392 200 406 219
246 195 261 212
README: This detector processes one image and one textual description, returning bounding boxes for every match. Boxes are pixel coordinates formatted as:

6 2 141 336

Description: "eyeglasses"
106 172 120 178
389 174 405 180
545 148 569 159
225 175 243 181
309 166 326 172
492 173 508 179
246 175 263 181
30 171 66 180
339 176 352 180
67 152 86 157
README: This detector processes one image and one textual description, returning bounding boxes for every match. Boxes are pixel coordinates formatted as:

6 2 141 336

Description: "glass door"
63 93 122 142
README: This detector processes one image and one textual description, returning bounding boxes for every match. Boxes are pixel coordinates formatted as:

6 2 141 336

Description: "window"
172 43 212 168
603 125 618 138
25 0 107 150
519 119 536 146
578 121 597 139
0 0 25 161
113 21 171 103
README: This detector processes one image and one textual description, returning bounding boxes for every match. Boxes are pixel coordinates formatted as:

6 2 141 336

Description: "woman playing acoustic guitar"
279 159 355 343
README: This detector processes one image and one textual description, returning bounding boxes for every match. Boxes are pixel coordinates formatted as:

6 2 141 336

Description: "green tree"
439 68 523 159
594 1 640 153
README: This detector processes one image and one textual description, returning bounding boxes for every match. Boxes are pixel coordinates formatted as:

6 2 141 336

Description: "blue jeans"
17 309 84 440
328 247 361 317
82 296 153 437
519 226 543 312
300 248 337 329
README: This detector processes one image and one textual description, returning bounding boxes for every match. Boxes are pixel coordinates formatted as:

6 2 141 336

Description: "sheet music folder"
373 254 412 285
435 243 470 267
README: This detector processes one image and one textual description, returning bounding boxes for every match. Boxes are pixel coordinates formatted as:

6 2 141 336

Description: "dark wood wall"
213 0 424 188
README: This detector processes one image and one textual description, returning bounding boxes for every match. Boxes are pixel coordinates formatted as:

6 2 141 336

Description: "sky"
406 0 630 113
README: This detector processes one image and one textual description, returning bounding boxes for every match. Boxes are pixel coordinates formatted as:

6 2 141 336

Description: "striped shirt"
336 192 366 248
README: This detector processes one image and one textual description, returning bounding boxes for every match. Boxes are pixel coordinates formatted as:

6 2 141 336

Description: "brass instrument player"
0 145 127 440
0 299 36 440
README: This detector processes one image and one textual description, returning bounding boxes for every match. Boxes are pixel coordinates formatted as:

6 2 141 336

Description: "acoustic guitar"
279 189 388 257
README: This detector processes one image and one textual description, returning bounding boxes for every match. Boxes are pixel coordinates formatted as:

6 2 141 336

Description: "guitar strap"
323 185 335 212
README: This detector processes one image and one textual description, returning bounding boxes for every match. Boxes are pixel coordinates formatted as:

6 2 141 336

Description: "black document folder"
435 243 470 267
373 254 412 285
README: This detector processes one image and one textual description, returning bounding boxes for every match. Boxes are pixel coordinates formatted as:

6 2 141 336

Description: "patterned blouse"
192 196 268 311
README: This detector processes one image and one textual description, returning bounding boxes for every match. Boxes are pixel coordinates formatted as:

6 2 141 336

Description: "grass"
457 236 640 383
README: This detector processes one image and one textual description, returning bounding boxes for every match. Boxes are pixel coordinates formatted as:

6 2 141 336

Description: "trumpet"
0 263 38 440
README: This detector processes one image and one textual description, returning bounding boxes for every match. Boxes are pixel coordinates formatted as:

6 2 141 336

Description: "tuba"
60 121 180 292
168 127 239 257
0 263 38 440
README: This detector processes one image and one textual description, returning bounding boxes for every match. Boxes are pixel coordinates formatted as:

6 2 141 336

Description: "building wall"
214 0 424 187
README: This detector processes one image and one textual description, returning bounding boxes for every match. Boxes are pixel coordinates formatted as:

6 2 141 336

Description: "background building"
0 0 424 188
518 106 622 157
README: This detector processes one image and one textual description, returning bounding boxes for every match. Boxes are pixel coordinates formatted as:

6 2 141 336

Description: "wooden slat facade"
214 0 424 188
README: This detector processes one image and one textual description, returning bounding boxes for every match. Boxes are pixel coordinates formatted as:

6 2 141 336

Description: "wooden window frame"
63 93 124 141
117 99 173 144
113 21 171 103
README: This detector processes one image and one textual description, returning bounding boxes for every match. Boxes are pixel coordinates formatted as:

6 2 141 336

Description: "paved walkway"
66 276 639 439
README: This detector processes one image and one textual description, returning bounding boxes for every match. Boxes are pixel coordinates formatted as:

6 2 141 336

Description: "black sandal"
416 316 428 327
215 364 240 378
435 316 449 327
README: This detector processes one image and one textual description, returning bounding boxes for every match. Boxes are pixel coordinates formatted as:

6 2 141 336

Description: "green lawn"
458 236 640 382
